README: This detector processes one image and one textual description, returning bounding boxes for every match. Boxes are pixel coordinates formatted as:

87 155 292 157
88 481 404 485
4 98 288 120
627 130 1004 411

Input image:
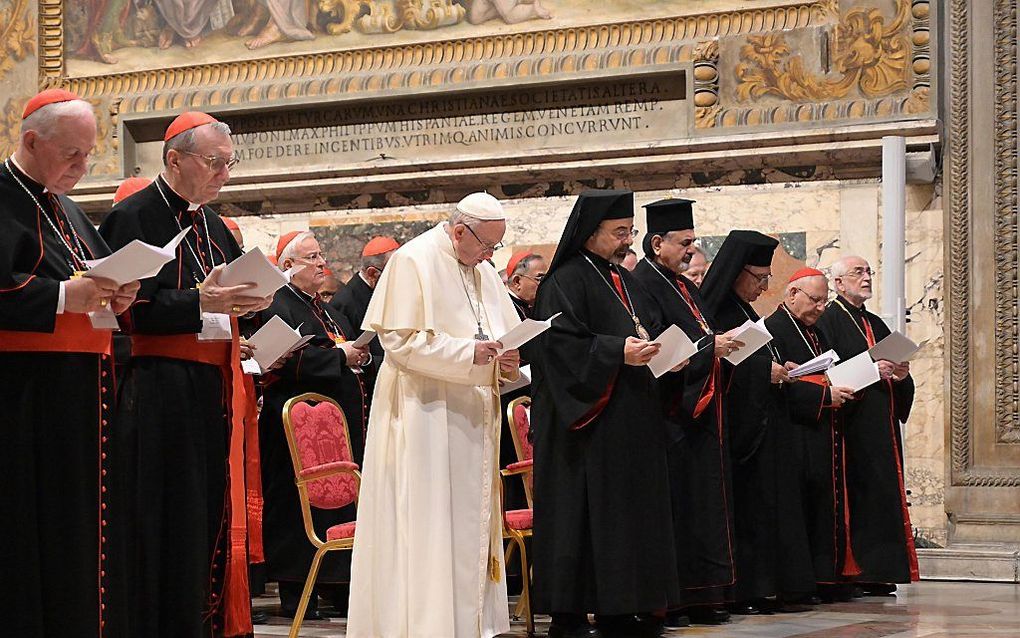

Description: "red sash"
131 327 253 636
0 313 112 355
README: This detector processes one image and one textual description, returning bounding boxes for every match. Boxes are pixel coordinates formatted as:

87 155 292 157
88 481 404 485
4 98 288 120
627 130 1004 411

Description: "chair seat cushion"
505 459 533 473
504 509 533 531
326 521 357 541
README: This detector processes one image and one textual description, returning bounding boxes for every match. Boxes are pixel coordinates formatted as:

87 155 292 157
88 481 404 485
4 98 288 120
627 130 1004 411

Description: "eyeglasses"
293 252 325 263
182 150 240 172
793 287 828 305
742 267 772 284
463 223 504 253
840 267 874 278
603 226 639 240
519 273 545 283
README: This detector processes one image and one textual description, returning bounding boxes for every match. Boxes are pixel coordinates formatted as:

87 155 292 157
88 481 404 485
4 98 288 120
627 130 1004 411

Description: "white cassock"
347 222 521 638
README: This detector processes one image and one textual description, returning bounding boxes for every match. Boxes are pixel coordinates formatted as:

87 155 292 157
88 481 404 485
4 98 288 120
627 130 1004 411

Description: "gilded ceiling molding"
993 0 1018 444
38 1 827 100
0 0 35 82
693 40 721 128
948 0 1020 486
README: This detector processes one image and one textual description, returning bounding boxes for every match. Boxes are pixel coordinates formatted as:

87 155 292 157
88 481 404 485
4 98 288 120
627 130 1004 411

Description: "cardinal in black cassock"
700 231 816 612
530 189 679 638
259 231 370 618
631 199 736 627
764 268 860 598
0 89 141 638
815 257 918 590
100 112 269 637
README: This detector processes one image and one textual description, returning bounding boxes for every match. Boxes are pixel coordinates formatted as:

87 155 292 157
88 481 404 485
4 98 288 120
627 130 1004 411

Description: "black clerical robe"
100 176 249 637
713 294 815 601
765 306 857 585
815 296 918 584
259 284 368 585
0 160 120 637
632 259 736 608
531 252 679 615
330 272 383 374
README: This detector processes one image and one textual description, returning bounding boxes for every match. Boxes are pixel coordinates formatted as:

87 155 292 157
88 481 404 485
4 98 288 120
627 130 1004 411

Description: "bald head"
785 274 829 325
15 100 96 194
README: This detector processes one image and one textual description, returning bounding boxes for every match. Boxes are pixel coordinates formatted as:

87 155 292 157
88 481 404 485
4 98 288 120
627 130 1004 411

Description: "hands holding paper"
65 276 140 314
624 336 661 366
714 330 745 358
770 361 793 385
340 341 371 369
199 265 274 317
497 349 520 376
877 359 910 381
828 386 856 407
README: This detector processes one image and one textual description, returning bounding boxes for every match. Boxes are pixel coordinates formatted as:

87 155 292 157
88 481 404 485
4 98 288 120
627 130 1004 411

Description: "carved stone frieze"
0 0 35 82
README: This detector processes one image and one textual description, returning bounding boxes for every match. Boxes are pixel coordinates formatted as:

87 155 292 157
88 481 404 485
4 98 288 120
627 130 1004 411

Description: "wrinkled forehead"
799 275 829 295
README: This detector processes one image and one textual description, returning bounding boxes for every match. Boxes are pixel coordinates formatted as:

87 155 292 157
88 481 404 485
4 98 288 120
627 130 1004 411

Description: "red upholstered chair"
502 396 535 635
281 392 361 638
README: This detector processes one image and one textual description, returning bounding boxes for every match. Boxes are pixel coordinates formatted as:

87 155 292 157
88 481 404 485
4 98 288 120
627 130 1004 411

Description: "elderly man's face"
734 264 772 302
510 256 547 304
452 220 506 266
584 218 635 265
835 256 874 304
30 111 96 195
786 275 829 325
652 229 697 274
283 236 327 293
685 251 708 286
168 125 234 205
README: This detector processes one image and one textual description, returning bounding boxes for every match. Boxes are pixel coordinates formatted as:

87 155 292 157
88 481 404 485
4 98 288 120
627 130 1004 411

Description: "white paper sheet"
788 348 840 378
88 308 121 330
723 319 774 366
496 312 562 354
247 315 315 372
84 227 191 286
499 364 532 396
352 330 376 348
218 247 293 298
868 330 924 364
241 358 262 375
647 324 699 378
198 312 233 341
825 351 881 392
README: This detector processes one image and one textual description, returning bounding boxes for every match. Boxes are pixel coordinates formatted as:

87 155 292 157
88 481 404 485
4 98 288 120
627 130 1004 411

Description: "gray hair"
162 121 232 165
449 209 483 228
829 255 868 279
361 252 388 272
21 100 95 138
278 230 315 263
510 253 543 278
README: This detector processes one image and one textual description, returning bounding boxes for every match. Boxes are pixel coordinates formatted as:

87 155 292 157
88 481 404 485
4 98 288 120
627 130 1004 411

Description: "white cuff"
56 281 66 315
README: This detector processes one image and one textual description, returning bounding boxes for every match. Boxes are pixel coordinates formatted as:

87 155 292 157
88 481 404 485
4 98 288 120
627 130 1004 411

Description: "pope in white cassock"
348 192 523 638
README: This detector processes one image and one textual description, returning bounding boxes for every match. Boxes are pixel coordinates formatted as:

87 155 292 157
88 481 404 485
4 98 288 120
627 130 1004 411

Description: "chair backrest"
506 396 534 505
282 393 359 511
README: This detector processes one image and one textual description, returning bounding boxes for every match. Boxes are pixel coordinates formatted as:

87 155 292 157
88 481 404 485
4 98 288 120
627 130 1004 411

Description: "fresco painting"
64 0 797 77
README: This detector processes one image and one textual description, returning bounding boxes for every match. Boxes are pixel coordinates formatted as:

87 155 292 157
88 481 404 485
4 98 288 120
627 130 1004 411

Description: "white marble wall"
232 178 947 545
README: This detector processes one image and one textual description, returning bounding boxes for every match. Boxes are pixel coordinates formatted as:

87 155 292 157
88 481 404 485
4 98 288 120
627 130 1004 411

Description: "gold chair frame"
281 392 362 638
502 395 535 635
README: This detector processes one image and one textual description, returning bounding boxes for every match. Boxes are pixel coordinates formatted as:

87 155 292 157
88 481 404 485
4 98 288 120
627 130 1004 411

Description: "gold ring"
231 305 241 313
99 299 108 307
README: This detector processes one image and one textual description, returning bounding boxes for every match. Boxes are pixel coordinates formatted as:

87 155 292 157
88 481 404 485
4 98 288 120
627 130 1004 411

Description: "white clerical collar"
159 173 201 210
8 155 48 193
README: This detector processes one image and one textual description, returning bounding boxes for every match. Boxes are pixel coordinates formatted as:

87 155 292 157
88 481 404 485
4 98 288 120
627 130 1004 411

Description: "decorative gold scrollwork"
736 0 911 102
0 0 35 81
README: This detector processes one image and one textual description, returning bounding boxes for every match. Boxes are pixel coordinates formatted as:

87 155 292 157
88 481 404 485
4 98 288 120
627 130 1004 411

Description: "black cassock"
815 296 918 584
765 306 857 585
530 251 679 615
632 259 736 608
713 294 815 601
100 177 246 637
259 284 368 586
329 273 383 377
0 160 120 637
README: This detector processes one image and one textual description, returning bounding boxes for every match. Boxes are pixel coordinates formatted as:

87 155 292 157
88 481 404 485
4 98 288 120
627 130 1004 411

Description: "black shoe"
594 614 662 638
727 602 761 615
687 606 730 625
851 585 865 598
861 583 897 596
547 623 603 638
663 612 689 628
250 609 270 624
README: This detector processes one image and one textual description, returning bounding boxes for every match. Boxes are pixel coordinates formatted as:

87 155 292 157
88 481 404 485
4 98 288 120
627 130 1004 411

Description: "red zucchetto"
164 111 218 141
362 236 400 257
22 88 80 119
112 177 152 203
788 267 826 283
